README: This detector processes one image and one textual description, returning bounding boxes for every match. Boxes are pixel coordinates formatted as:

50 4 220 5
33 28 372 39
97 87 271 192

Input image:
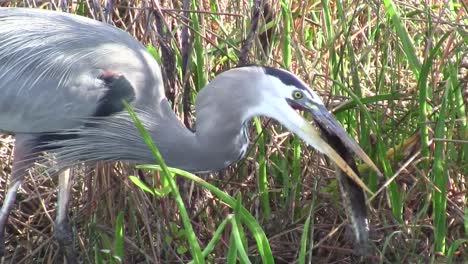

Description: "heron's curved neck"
144 99 248 173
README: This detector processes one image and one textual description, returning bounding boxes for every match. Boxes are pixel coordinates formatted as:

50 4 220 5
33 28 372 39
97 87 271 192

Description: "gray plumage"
0 8 255 172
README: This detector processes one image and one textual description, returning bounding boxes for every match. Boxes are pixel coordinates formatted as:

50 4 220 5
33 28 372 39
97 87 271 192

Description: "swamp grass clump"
0 0 466 263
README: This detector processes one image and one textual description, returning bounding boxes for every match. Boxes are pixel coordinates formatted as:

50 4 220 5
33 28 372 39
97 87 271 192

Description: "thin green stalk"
191 0 206 91
124 102 204 264
189 215 232 263
431 72 451 254
298 203 314 264
233 194 251 264
280 0 292 67
382 0 421 76
112 211 125 262
290 137 302 218
254 118 271 217
447 239 468 264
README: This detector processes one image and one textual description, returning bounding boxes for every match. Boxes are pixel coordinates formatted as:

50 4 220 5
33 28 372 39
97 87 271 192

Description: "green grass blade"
226 197 239 263
466 207 468 240
113 211 125 262
188 216 233 263
232 194 251 263
280 0 292 67
298 205 313 264
146 44 162 65
254 117 270 217
290 137 301 218
230 219 251 263
190 0 206 90
226 227 238 264
128 175 171 196
431 66 452 254
452 59 468 176
124 102 204 263
418 33 451 166
382 0 421 77
446 239 468 264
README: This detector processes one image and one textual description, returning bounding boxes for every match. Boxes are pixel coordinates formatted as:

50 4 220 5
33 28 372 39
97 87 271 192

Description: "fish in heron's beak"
287 97 380 194
286 97 380 254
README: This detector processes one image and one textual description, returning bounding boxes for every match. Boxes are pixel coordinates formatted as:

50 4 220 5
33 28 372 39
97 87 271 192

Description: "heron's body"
0 7 379 261
0 8 251 172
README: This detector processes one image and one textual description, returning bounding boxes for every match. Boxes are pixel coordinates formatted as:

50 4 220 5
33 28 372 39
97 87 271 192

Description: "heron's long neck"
141 67 266 172
143 100 248 173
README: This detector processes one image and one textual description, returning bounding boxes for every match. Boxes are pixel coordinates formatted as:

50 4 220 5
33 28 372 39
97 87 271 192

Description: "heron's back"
0 8 164 133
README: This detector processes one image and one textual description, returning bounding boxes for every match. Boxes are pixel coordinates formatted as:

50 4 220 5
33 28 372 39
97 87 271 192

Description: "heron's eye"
292 90 304 100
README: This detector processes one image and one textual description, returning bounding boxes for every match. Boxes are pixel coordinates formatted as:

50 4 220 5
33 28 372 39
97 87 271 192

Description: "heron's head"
195 65 380 191
240 66 380 193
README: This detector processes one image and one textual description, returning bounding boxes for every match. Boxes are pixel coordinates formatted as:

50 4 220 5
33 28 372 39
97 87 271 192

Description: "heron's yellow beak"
297 102 380 194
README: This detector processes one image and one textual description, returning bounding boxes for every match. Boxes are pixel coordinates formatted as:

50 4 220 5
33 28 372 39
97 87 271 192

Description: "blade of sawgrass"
189 214 247 264
226 227 237 264
227 195 242 263
431 64 453 254
254 118 270 217
188 215 232 263
432 58 461 254
128 175 171 196
146 44 162 65
321 0 338 85
280 0 292 67
124 102 204 264
321 0 333 47
270 153 289 201
446 239 468 264
229 220 251 263
112 211 124 262
91 221 104 263
206 3 239 63
417 29 449 166
298 202 314 264
465 205 468 240
416 32 451 253
217 197 251 264
279 0 303 222
382 0 421 76
307 6 325 49
453 62 468 177
290 136 301 218
190 0 206 91
232 194 251 263
258 13 281 57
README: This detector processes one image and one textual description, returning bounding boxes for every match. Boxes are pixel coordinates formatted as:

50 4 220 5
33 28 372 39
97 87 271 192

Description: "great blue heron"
0 7 379 261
